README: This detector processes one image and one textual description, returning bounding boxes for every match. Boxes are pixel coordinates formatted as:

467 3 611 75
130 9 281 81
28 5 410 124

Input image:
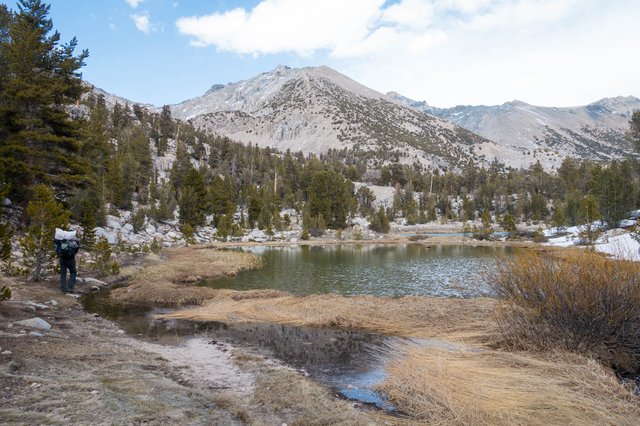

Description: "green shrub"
181 223 196 245
93 237 120 277
492 250 640 375
131 208 147 233
149 238 162 254
0 285 10 302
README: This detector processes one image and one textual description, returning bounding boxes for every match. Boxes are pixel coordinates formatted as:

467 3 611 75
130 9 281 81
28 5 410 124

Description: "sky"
2 0 638 108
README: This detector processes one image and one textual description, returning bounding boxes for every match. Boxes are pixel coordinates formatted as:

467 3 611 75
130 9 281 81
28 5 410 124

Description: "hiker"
54 228 80 293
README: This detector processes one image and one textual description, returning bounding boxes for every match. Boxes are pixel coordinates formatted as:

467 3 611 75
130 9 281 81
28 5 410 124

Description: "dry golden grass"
162 293 497 340
379 344 640 425
109 247 265 307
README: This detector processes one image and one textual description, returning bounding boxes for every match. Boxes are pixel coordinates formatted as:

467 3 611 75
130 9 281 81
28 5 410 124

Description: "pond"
84 244 513 413
204 244 513 298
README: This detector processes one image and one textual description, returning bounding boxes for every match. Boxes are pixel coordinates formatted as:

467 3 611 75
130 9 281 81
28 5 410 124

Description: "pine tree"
20 184 69 281
369 206 390 233
0 220 13 270
307 170 353 229
355 186 375 217
178 168 207 227
131 207 146 233
551 203 567 232
0 0 90 203
501 214 517 237
80 208 96 251
578 195 601 245
216 214 230 239
158 105 173 155
209 175 233 220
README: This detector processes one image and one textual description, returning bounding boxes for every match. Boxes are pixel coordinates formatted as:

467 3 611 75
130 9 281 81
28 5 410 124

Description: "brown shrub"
491 249 640 374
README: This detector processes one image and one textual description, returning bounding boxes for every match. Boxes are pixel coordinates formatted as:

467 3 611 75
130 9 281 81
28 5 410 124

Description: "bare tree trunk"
31 250 44 282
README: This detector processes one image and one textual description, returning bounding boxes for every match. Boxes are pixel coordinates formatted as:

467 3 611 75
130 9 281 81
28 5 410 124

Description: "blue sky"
2 0 639 107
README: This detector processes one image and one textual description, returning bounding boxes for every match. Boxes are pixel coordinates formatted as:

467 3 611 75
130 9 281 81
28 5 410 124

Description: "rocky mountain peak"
588 96 640 115
170 65 492 169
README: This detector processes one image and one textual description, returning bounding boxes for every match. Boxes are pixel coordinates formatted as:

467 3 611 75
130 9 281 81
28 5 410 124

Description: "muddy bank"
0 277 397 425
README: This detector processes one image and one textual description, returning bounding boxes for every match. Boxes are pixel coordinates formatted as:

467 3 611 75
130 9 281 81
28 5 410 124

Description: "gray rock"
106 215 122 229
26 301 49 310
29 331 44 337
95 227 117 244
1 198 10 207
15 317 52 330
50 300 58 306
248 228 268 242
122 223 134 233
145 224 156 234
83 277 107 287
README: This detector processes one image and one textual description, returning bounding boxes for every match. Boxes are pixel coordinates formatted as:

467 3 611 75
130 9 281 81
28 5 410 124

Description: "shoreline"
2 237 639 424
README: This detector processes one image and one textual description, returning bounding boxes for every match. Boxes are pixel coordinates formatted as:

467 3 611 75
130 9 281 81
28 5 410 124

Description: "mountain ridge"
86 65 639 170
388 92 640 164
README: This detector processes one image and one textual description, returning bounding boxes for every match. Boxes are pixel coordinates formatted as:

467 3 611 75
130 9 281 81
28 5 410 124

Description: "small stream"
83 244 509 411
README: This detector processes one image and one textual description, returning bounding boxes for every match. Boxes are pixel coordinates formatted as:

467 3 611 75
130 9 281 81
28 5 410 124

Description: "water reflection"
83 291 397 410
204 244 511 298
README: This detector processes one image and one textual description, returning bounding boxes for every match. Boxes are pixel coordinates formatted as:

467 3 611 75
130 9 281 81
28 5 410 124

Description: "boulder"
122 224 134 233
248 229 268 242
145 224 156 234
106 215 122 229
95 227 117 244
16 317 51 330
618 219 637 228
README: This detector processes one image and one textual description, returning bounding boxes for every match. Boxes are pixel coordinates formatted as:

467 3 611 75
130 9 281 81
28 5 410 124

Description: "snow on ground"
594 232 640 261
545 223 640 261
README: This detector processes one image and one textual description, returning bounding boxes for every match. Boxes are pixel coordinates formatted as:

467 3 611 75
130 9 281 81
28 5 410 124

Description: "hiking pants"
60 256 77 292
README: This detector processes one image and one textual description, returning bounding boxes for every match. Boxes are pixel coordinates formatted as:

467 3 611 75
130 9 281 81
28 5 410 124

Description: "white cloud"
176 0 385 56
132 13 151 34
176 0 640 106
126 0 145 8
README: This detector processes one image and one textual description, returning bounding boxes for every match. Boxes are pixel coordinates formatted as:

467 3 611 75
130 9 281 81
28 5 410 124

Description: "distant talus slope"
389 92 640 166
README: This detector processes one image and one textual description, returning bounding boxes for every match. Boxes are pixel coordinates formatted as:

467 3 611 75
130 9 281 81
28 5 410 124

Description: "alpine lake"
84 243 514 412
